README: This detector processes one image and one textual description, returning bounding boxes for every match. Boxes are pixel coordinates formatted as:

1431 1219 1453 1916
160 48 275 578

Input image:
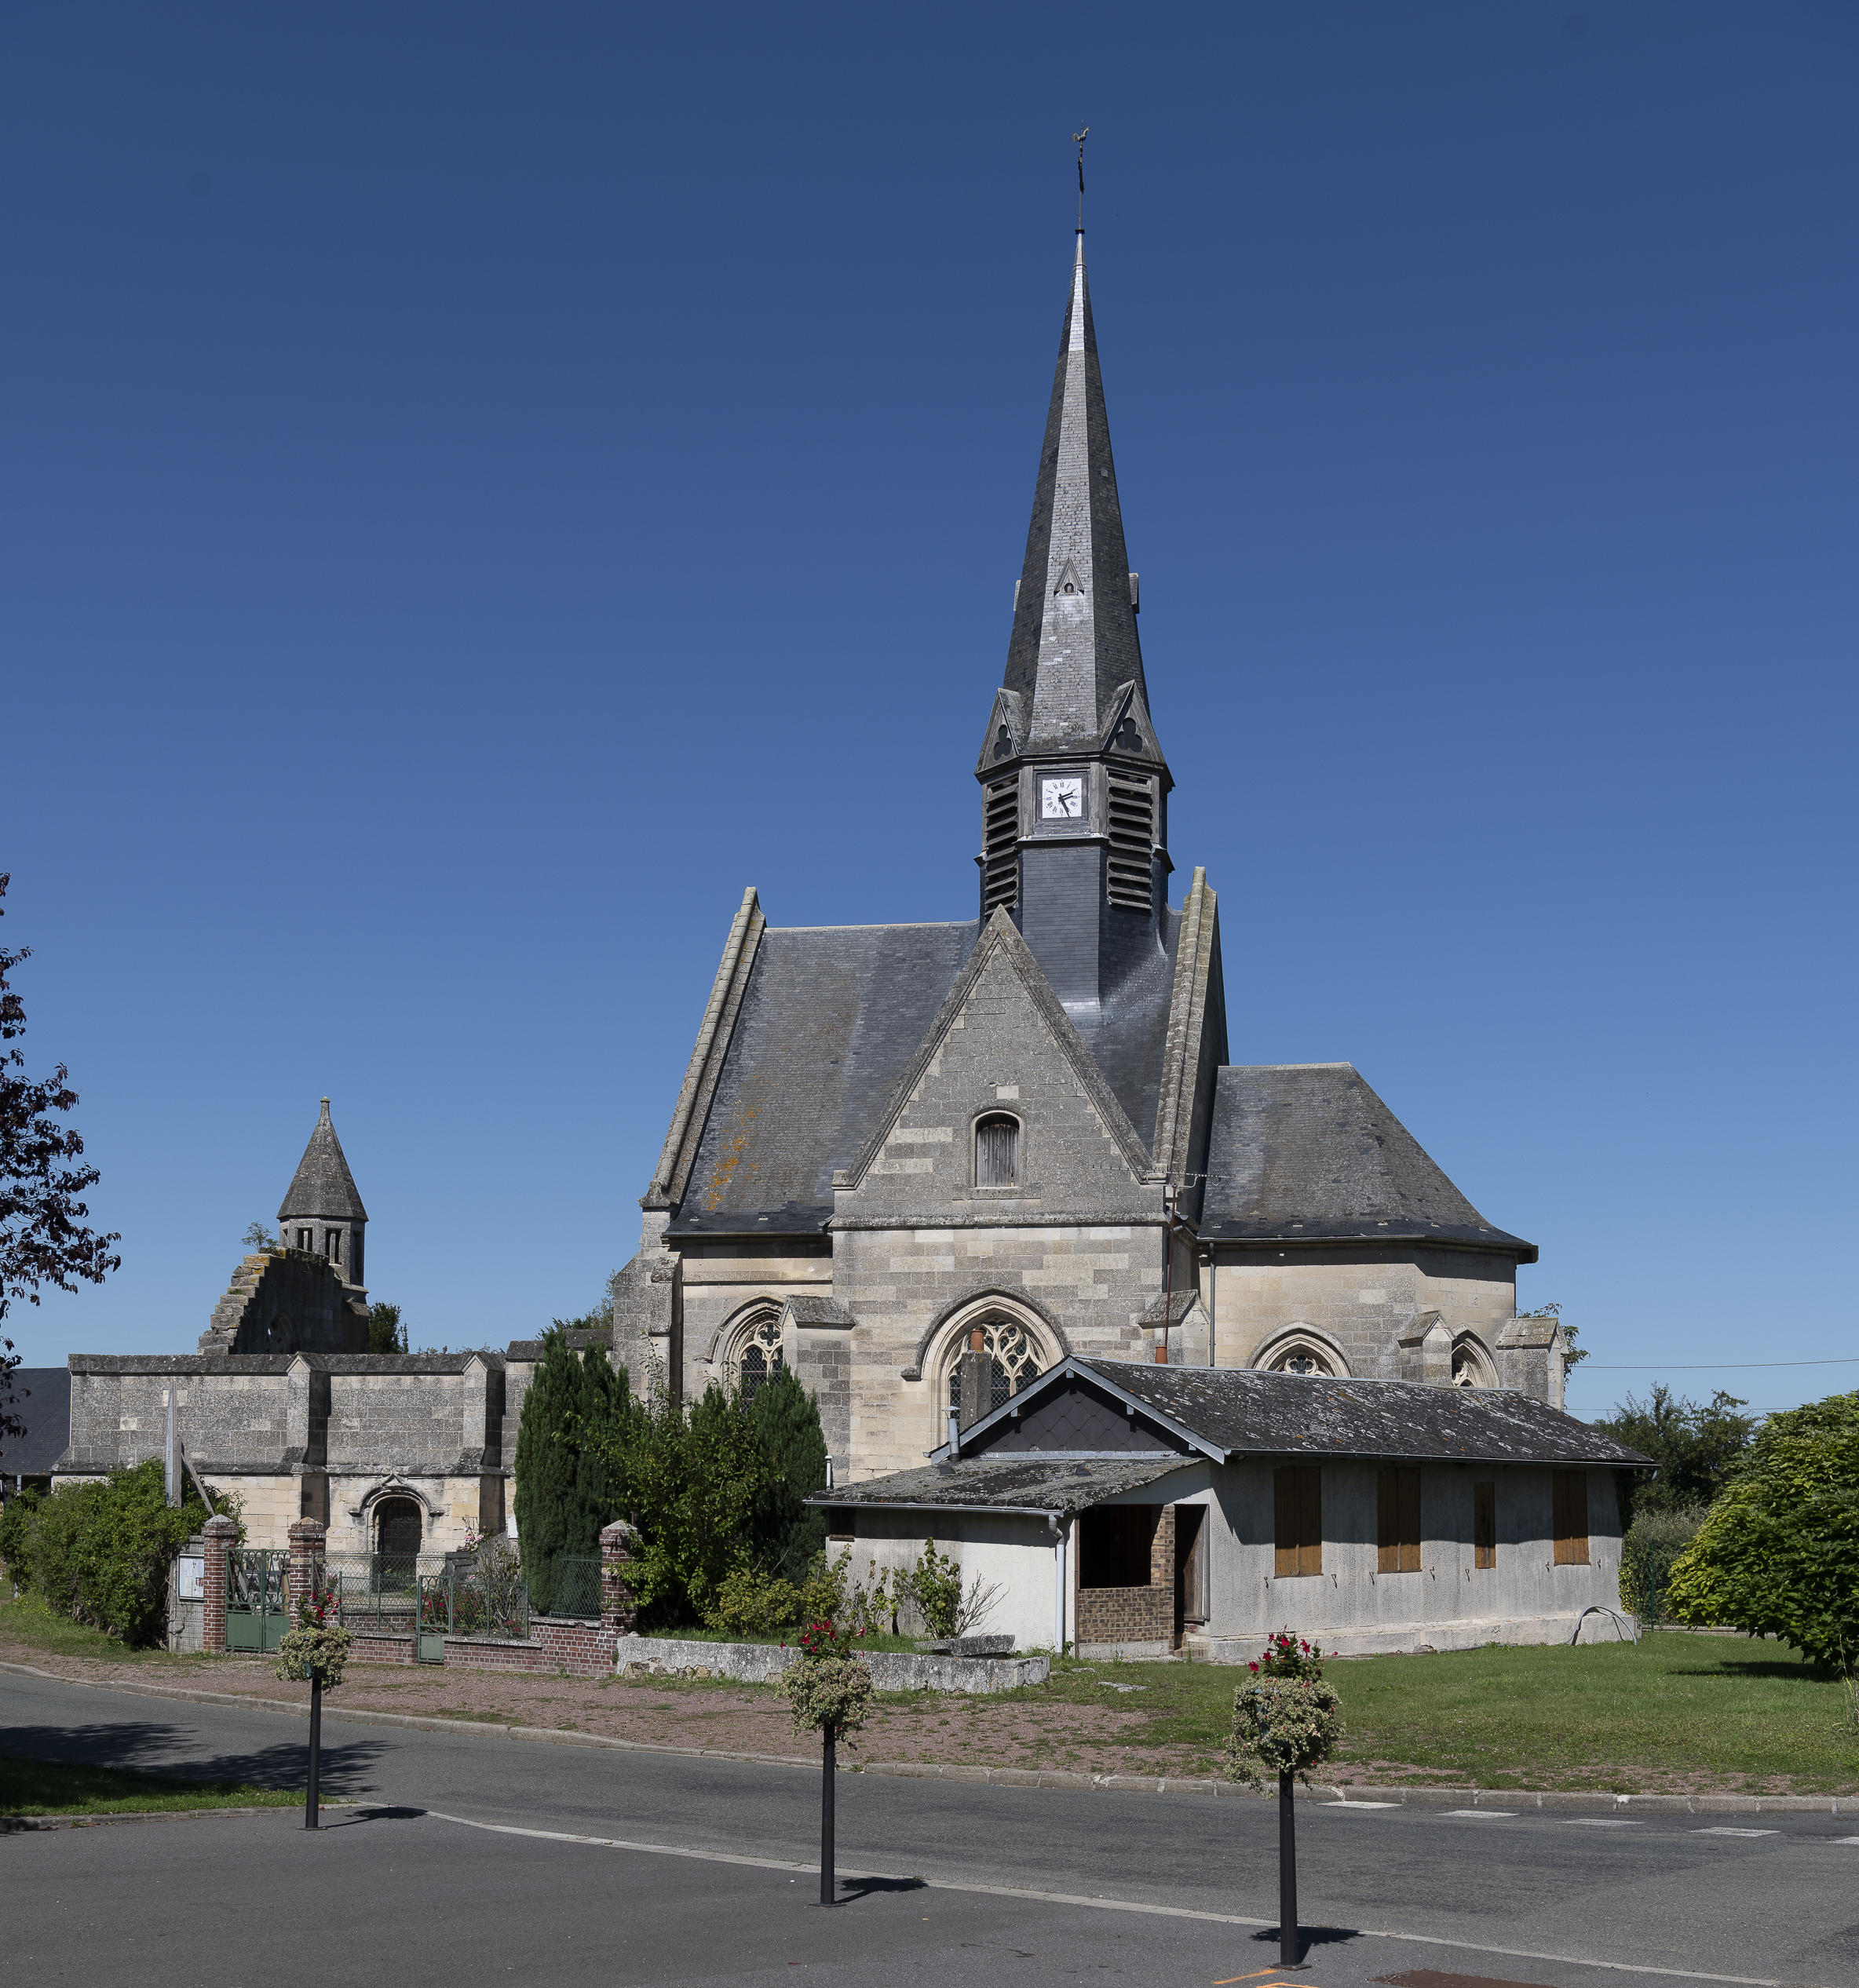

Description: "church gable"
838 910 1159 1223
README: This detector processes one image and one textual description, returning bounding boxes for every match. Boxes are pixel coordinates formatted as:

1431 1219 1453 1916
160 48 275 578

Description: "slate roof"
810 1454 1190 1519
2 1368 71 1477
1200 1063 1535 1260
955 1356 1649 1468
1000 235 1153 757
278 1099 368 1222
667 912 1186 1234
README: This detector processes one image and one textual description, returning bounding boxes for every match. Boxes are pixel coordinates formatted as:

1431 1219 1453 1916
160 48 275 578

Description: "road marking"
1442 1811 1514 1818
422 1809 1788 1985
1325 1799 1401 1808
1832 1837 1859 1846
1569 1818 1642 1826
1691 1828 1778 1839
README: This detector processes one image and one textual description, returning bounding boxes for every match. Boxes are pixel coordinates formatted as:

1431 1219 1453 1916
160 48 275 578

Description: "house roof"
953 1356 1651 1468
2 1368 71 1478
811 1454 1189 1520
278 1099 368 1223
1200 1063 1536 1260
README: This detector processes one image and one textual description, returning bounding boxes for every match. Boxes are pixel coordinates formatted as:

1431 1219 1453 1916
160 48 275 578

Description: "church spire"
998 230 1154 757
973 221 1172 1021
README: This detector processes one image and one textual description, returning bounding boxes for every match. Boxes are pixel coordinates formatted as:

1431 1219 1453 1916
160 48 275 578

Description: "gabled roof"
948 1355 1649 1468
1200 1063 1535 1260
278 1099 367 1222
1001 235 1157 761
841 908 1158 1193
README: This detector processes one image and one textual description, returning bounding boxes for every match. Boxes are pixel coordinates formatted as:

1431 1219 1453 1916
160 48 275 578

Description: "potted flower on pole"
275 1578 353 1829
778 1617 874 1905
1225 1633 1346 1968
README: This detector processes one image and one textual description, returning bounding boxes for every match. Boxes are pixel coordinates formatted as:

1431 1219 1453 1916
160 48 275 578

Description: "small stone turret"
279 1098 369 1289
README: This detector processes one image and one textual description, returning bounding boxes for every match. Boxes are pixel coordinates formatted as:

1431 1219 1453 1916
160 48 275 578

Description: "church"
611 224 1645 1656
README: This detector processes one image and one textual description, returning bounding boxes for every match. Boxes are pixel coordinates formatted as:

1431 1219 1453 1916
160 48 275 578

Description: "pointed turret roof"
1001 234 1153 757
278 1098 368 1222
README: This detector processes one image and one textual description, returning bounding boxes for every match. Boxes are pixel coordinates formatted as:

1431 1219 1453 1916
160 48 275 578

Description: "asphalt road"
5 1671 1857 1988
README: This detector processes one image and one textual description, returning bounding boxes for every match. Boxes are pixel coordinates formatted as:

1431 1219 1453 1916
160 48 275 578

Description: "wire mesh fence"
418 1565 529 1641
316 1552 448 1628
528 1553 602 1620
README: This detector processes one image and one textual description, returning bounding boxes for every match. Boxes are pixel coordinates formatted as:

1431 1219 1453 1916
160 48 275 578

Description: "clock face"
1040 776 1083 820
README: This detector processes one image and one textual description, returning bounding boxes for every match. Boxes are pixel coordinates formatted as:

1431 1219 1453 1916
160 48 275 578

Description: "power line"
1580 1356 1859 1370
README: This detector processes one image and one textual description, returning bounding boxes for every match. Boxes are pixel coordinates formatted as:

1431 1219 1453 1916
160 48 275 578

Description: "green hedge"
1 1459 217 1646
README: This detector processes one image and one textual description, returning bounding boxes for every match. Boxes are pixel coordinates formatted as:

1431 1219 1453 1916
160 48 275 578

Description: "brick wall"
443 1618 617 1678
350 1630 415 1664
1076 1502 1175 1649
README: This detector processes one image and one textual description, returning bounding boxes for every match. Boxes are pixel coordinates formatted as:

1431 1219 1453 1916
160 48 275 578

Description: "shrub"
1666 1390 1859 1674
1619 1506 1707 1621
748 1367 828 1580
23 1459 210 1644
894 1539 1001 1640
706 1565 802 1638
0 1487 41 1586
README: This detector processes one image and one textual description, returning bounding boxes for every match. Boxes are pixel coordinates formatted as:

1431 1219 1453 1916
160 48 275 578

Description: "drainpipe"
1050 1514 1066 1654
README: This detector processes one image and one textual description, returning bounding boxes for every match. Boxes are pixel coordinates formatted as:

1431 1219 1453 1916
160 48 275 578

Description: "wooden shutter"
1377 1466 1421 1574
1553 1470 1590 1566
1474 1481 1496 1570
1275 1465 1322 1578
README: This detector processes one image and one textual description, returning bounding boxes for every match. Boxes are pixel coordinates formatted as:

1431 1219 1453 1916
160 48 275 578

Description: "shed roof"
955 1356 1649 1468
811 1454 1188 1519
1200 1063 1535 1260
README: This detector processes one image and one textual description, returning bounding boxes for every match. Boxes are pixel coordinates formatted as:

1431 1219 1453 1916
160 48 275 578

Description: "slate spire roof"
1001 233 1154 758
278 1098 368 1223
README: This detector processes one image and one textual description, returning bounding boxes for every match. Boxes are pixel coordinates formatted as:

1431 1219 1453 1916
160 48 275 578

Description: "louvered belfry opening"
981 775 1019 912
975 1114 1020 1187
1106 773 1155 911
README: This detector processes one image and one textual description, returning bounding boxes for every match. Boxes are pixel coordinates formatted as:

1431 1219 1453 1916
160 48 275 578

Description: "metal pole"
820 1724 836 1905
305 1677 322 1830
1278 1769 1299 1968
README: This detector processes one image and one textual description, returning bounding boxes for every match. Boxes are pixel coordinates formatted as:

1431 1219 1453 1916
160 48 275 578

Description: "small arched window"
975 1114 1020 1188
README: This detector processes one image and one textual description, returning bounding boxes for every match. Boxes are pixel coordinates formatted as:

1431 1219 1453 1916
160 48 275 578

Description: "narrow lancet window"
975 1114 1020 1188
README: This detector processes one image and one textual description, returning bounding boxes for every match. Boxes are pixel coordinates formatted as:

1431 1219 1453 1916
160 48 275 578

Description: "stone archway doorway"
374 1496 424 1567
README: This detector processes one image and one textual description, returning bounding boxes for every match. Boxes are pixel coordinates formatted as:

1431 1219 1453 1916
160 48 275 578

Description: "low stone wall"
444 1618 617 1678
613 1635 1048 1694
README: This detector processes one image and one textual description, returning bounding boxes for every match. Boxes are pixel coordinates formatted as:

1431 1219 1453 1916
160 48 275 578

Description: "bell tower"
278 1097 369 1290
976 230 1172 1025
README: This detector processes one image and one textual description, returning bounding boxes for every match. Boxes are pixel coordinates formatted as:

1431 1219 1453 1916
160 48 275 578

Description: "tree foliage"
512 1327 630 1614
1665 1390 1859 1675
1591 1384 1757 1527
1 874 121 1457
367 1302 407 1355
6 1459 212 1643
241 1221 276 1250
748 1366 828 1580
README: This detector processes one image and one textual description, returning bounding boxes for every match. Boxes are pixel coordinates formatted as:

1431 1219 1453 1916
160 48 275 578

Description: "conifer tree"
751 1367 829 1581
513 1327 630 1614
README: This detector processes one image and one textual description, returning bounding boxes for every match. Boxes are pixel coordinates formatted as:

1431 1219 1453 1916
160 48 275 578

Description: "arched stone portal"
374 1496 425 1563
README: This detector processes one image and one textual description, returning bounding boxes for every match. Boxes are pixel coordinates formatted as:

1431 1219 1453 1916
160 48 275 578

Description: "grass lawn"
970 1636 1859 1793
0 1755 305 1817
0 1592 208 1665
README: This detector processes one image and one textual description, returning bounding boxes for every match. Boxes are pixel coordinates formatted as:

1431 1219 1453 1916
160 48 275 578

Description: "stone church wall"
1209 1246 1518 1381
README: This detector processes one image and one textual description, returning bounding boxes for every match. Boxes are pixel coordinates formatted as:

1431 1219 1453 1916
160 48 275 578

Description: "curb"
2 1802 354 1833
2 1659 1849 1815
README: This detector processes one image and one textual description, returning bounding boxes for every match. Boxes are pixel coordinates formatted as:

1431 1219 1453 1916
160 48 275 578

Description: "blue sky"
2 2 1854 1420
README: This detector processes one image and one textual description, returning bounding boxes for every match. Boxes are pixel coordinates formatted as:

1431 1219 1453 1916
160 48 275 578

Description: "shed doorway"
375 1496 424 1568
1173 1505 1207 1646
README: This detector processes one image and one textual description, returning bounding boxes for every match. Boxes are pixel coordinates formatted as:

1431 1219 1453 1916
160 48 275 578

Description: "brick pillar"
287 1518 327 1621
201 1514 239 1653
599 1520 640 1635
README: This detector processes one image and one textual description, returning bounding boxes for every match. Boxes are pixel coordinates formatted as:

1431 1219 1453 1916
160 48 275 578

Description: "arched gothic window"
1451 1338 1495 1389
734 1311 784 1402
975 1114 1020 1188
944 1315 1046 1419
1256 1329 1345 1379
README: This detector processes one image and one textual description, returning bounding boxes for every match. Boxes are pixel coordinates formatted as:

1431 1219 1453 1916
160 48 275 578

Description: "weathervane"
1073 126 1090 232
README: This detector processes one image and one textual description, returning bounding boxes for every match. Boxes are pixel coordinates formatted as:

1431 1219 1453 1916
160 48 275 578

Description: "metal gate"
226 1548 288 1651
